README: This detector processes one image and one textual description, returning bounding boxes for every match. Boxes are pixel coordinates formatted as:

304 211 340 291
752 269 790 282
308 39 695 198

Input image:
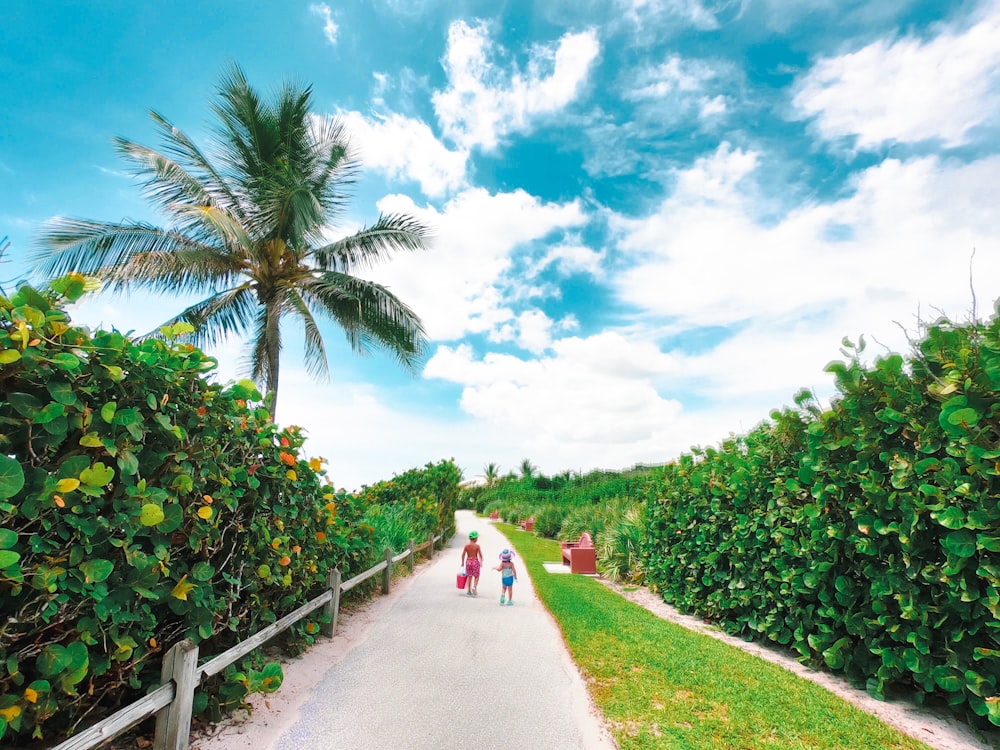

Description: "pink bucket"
456 573 468 589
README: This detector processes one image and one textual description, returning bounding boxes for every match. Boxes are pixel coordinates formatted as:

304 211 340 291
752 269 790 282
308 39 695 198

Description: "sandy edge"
188 567 426 750
600 578 999 750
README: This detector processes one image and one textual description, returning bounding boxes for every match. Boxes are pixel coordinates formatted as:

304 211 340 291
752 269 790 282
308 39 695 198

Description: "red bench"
560 532 597 574
520 516 535 532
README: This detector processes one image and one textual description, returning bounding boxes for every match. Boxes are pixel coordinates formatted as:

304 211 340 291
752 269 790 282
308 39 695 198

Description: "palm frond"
154 284 258 348
283 287 330 381
113 138 217 217
146 110 245 221
306 114 357 219
34 219 220 281
312 213 431 272
301 272 427 371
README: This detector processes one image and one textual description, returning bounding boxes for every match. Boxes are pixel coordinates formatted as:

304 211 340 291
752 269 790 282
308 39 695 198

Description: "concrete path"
271 509 616 750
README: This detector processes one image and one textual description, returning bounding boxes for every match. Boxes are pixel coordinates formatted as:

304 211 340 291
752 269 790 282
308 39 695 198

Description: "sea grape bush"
356 459 462 556
644 315 1000 728
0 277 376 743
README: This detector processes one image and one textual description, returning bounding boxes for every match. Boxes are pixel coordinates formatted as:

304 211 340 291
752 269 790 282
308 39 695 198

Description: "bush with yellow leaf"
0 278 376 743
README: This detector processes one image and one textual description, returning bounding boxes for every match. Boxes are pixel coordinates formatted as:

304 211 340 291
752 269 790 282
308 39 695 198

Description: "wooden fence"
51 532 448 750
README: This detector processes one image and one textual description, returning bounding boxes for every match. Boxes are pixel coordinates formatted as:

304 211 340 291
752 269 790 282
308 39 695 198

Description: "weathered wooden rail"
51 532 447 750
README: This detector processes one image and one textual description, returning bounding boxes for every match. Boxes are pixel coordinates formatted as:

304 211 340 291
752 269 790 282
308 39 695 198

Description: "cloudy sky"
3 0 1000 490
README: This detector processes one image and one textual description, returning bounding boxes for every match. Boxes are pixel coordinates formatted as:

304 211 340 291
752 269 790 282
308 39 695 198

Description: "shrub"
596 504 646 584
643 315 1000 729
0 278 374 744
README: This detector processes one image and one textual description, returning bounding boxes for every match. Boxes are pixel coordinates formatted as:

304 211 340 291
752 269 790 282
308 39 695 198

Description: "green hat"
469 530 479 539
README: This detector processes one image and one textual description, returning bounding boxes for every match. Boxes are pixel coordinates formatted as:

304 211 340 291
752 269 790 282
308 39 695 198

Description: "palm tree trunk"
265 302 281 421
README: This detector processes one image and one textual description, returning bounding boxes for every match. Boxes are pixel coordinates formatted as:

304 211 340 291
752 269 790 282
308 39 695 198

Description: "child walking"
495 549 518 605
461 530 483 596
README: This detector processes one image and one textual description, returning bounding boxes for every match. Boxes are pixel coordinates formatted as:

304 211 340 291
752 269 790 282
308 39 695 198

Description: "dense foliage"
460 467 651 581
469 310 1000 729
357 459 462 554
644 319 1000 728
0 279 457 745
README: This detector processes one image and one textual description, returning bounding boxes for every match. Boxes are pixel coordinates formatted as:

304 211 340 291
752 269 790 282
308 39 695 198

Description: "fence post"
153 639 199 750
407 538 415 572
322 568 341 637
382 547 392 594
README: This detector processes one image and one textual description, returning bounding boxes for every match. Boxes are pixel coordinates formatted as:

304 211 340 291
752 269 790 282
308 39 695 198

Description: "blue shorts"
502 576 514 587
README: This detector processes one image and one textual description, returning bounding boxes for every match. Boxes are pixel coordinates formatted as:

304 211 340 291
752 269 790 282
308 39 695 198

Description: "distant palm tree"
482 462 500 487
33 64 430 419
519 458 536 481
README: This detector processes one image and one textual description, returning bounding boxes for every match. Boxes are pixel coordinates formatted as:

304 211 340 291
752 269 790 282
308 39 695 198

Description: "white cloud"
513 310 554 354
627 55 718 99
309 3 339 45
535 241 605 277
621 0 749 32
432 20 600 150
699 95 727 118
366 187 588 340
612 144 1000 409
337 110 468 197
424 332 682 469
273 370 499 491
791 2 1000 148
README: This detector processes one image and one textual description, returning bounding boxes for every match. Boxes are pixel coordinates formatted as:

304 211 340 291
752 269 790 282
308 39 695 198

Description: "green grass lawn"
498 524 932 750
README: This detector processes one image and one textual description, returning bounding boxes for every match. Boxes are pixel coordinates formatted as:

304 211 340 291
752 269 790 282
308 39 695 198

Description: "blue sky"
3 0 1000 490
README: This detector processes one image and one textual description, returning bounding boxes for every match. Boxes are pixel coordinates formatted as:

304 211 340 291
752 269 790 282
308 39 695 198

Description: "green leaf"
34 402 66 424
948 407 981 428
191 562 215 581
978 535 1000 553
100 402 117 423
0 349 21 364
36 645 69 677
80 462 115 487
50 352 82 371
159 503 184 534
0 550 20 569
7 392 41 417
46 380 78 405
0 456 25 500
79 559 114 584
117 451 139 476
79 432 104 448
942 530 977 558
932 506 966 530
139 504 165 527
0 529 16 550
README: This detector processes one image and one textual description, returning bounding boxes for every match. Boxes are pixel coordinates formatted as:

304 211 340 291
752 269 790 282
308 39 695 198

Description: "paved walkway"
271 510 615 750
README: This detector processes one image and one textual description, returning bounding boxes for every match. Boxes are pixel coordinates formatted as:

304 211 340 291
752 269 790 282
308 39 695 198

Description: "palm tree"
482 462 500 488
519 458 536 481
33 64 430 419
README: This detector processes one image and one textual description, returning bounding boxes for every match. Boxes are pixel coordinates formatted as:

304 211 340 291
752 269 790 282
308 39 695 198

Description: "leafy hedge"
644 317 1000 728
357 458 462 550
0 277 448 744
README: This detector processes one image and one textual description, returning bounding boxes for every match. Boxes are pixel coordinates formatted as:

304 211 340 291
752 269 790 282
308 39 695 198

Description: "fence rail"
51 532 447 750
